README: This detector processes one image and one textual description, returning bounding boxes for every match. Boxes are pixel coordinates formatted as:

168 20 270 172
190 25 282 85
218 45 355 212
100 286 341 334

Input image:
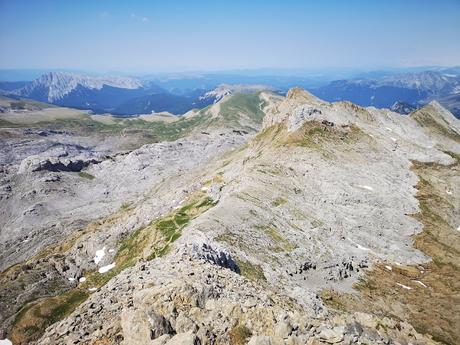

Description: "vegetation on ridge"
8 192 217 344
322 154 460 345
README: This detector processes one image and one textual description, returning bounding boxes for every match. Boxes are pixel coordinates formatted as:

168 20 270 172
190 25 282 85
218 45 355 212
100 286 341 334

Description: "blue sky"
0 0 459 72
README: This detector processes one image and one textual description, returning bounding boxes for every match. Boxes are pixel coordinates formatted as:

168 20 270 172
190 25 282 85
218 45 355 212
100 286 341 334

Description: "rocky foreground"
0 89 459 345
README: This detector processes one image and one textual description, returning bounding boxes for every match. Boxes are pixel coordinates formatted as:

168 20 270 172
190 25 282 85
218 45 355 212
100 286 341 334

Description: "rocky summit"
0 88 459 345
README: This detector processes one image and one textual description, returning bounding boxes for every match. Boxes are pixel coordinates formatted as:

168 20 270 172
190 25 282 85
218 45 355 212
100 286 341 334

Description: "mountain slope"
112 92 204 115
410 101 460 144
1 90 459 344
111 84 273 116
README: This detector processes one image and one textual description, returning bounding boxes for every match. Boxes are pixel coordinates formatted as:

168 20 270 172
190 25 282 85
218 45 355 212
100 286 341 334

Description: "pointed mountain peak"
411 100 460 139
286 87 320 103
416 100 457 121
426 100 449 112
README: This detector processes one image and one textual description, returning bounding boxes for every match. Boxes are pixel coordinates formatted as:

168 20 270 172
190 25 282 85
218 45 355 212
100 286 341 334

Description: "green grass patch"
215 232 250 252
78 171 95 180
8 191 218 344
284 121 365 158
157 219 177 237
272 197 287 207
253 224 295 253
13 301 36 326
229 324 252 345
46 290 89 324
236 259 266 282
80 194 217 289
217 93 266 130
10 289 89 344
0 118 17 127
320 290 347 311
0 109 209 143
114 194 217 268
120 202 132 210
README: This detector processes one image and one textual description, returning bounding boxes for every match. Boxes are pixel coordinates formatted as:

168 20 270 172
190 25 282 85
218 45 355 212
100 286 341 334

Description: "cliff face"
16 72 143 102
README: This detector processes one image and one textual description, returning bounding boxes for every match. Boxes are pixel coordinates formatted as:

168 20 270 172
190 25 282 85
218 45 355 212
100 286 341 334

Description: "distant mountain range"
0 72 274 116
0 72 214 115
1 68 460 117
310 70 460 117
0 72 186 115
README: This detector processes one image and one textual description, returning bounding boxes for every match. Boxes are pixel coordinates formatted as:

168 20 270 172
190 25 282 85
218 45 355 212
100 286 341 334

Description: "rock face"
390 101 416 114
0 129 250 272
14 72 143 102
18 145 104 173
37 257 437 345
1 90 459 345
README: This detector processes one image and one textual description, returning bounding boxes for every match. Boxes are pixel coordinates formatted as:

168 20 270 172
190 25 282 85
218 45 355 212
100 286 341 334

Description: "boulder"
165 332 201 345
148 311 174 340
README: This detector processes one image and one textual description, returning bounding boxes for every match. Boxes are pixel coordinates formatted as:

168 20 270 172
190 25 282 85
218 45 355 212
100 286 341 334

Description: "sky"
0 0 459 73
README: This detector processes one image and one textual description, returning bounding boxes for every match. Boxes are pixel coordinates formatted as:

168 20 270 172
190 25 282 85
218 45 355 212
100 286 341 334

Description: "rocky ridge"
0 89 459 344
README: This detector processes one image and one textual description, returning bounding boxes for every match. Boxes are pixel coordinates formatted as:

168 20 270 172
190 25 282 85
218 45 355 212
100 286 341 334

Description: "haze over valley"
2 67 460 117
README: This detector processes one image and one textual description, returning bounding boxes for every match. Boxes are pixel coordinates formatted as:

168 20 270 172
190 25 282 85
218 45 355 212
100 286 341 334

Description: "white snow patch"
201 187 208 191
108 249 115 253
88 288 97 292
356 243 371 251
98 263 116 274
396 283 412 290
94 247 106 265
0 339 13 345
391 137 397 142
358 185 374 191
414 280 428 288
347 238 371 251
79 277 86 283
386 127 393 132
385 265 392 271
457 225 460 232
68 277 75 282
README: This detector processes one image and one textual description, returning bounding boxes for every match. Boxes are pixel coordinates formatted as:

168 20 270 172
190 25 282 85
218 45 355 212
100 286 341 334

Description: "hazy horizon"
1 65 459 83
1 0 459 72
